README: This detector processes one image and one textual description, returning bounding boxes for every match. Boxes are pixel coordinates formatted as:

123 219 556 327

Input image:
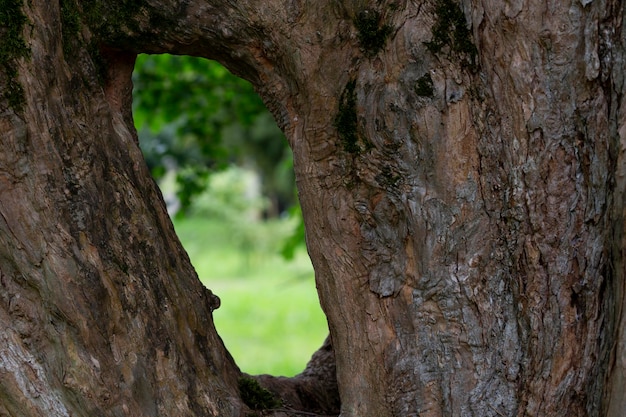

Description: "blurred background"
132 54 328 377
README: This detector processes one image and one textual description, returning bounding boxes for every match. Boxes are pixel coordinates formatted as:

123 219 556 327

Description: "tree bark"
1 0 625 416
1 2 241 416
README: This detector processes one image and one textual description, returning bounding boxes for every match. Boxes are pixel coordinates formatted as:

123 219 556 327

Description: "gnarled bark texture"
1 0 625 416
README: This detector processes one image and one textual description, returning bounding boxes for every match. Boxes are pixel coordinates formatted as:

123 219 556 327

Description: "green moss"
82 1 144 40
60 0 81 56
69 1 151 85
415 73 434 97
0 0 30 110
425 0 478 70
335 79 360 154
82 1 180 47
354 9 393 56
57 1 109 86
238 376 281 411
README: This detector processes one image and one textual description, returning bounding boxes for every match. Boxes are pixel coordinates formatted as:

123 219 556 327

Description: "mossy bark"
0 0 30 110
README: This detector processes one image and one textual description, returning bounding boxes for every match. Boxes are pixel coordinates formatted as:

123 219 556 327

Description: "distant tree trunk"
1 0 625 416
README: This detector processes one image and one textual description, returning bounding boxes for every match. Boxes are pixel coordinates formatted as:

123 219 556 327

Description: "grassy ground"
172 216 328 377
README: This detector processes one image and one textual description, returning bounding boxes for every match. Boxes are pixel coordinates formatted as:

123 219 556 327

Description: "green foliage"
425 0 478 70
133 54 295 215
280 205 305 261
415 73 434 97
133 54 306 259
354 9 393 56
223 112 296 217
174 166 210 216
133 54 266 135
189 167 265 218
0 0 30 110
238 376 281 410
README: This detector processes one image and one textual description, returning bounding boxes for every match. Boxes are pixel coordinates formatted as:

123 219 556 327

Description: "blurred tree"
132 54 296 217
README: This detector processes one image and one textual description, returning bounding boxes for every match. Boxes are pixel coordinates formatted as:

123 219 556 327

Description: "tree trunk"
1 0 625 416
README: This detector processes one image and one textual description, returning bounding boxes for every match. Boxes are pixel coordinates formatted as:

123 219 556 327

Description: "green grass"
172 216 328 377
